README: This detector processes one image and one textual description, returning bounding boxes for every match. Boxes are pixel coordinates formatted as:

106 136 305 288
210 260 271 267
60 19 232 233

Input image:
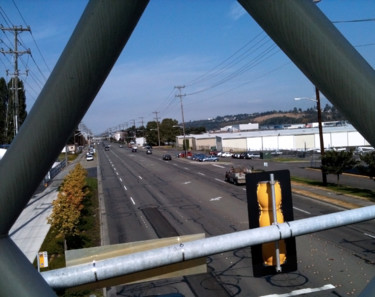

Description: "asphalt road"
97 144 375 297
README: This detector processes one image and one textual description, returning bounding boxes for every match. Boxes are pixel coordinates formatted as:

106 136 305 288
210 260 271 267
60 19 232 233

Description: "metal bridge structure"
0 1 375 296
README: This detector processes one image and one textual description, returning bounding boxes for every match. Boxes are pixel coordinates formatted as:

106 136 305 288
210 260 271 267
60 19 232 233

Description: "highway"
97 144 375 297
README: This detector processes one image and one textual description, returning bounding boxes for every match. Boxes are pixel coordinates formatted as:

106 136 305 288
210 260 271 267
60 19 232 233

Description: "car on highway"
162 154 172 160
86 154 94 161
104 146 109 151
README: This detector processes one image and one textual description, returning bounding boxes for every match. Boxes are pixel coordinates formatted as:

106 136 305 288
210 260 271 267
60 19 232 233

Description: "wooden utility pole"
175 85 187 155
316 86 327 186
153 111 161 147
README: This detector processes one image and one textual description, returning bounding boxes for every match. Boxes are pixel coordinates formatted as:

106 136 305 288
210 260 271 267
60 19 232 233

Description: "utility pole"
0 25 31 136
175 85 187 156
130 119 136 141
153 111 161 147
139 116 144 127
316 87 327 186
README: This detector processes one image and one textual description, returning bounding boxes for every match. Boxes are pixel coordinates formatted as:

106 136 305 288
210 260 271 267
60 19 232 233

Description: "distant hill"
185 105 346 131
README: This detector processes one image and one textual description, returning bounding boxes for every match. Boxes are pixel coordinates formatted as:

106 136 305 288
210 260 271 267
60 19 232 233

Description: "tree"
145 121 158 146
159 118 178 144
0 78 8 144
48 164 88 249
2 78 27 143
358 151 375 180
321 149 358 185
186 126 206 134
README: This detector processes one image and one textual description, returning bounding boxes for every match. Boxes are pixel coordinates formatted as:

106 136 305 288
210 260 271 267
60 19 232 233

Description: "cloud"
229 3 247 21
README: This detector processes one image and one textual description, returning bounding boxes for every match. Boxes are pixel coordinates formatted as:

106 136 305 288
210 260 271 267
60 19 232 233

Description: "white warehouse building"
177 124 370 152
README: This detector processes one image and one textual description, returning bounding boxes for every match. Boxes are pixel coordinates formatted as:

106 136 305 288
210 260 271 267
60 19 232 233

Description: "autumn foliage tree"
48 164 88 248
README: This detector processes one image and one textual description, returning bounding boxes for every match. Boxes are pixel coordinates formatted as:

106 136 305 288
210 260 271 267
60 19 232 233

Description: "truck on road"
225 166 251 185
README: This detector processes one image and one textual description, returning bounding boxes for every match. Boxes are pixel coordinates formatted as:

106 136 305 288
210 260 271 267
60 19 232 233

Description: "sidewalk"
9 156 83 263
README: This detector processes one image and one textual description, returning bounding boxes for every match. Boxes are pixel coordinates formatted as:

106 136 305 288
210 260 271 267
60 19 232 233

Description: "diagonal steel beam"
0 1 149 296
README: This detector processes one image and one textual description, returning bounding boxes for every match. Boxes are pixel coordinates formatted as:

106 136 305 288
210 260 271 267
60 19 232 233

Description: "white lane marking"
215 178 226 183
130 197 136 205
138 176 143 180
210 197 222 201
123 185 127 191
364 232 375 239
184 167 189 170
115 172 119 176
293 207 311 215
198 172 205 176
119 178 122 182
183 181 191 185
260 284 335 297
213 164 225 168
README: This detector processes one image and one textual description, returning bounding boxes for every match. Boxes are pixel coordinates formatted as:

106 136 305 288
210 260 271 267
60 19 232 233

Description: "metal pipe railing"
42 205 375 289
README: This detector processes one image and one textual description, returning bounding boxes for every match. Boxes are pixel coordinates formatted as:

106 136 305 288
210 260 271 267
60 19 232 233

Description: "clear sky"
1 1 375 135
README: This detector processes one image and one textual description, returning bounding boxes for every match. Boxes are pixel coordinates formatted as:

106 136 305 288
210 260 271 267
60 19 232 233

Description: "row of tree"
0 77 27 144
47 164 88 250
110 118 206 146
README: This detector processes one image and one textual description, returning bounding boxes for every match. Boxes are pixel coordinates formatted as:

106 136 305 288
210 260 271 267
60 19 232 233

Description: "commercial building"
176 124 370 152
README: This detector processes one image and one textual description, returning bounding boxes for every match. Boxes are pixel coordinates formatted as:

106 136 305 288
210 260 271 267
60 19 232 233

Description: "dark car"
162 154 172 160
105 146 109 151
146 149 152 154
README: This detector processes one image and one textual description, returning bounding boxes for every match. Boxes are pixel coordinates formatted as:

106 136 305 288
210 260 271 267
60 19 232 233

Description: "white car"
221 152 232 157
86 154 94 161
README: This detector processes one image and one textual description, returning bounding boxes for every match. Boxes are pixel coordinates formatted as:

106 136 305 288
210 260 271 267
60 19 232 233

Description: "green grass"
291 176 375 201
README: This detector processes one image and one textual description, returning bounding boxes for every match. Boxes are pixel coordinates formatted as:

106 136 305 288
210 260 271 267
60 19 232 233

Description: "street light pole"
294 87 327 186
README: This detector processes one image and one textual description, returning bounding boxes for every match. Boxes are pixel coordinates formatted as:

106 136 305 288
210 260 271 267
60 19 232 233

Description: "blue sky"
1 1 375 135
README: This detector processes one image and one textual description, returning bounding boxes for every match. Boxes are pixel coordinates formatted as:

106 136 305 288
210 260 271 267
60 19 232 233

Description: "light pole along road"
295 86 327 186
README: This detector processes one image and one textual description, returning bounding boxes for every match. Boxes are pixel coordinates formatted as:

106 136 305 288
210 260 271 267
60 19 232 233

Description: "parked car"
192 153 205 161
201 155 219 162
86 154 94 161
146 149 152 154
232 152 245 159
131 146 137 152
178 151 192 158
221 152 232 157
162 154 172 160
246 152 261 159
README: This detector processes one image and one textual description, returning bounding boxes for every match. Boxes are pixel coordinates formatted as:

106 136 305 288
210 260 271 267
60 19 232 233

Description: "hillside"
185 105 346 131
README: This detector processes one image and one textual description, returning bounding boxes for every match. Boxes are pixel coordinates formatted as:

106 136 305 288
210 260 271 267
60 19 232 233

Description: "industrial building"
176 124 370 153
